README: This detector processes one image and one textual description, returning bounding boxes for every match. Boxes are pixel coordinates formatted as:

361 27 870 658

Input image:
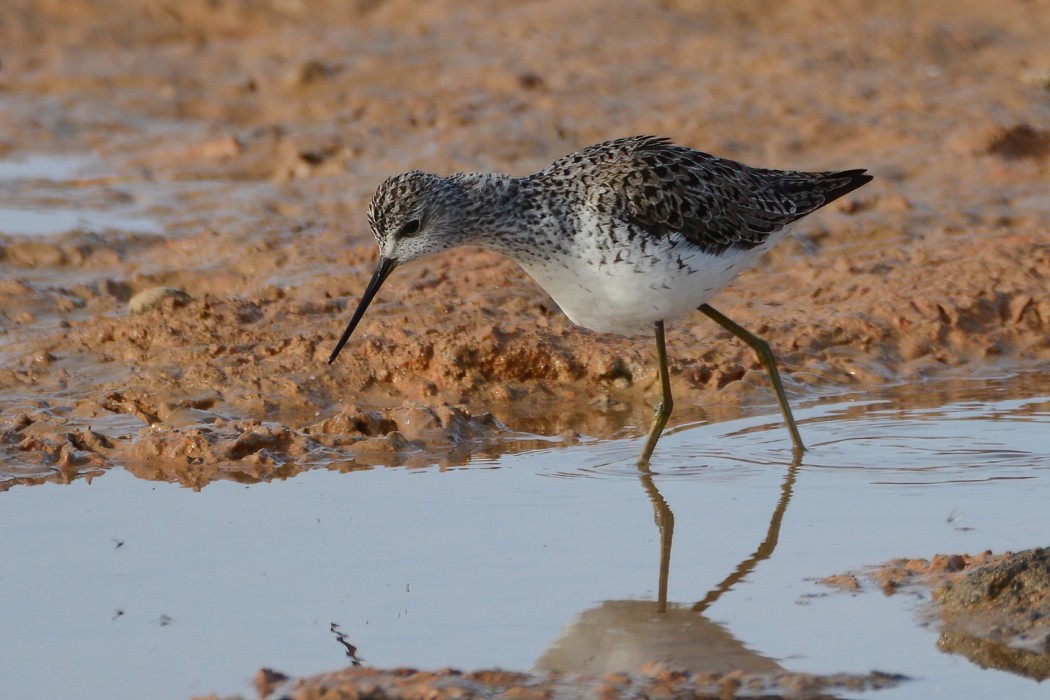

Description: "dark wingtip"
820 168 873 207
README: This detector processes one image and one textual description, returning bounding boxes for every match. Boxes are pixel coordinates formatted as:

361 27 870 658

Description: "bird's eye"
397 219 421 237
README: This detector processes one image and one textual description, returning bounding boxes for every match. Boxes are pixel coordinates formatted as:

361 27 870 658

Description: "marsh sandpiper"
328 135 871 466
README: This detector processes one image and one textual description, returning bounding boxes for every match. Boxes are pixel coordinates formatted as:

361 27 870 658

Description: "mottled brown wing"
588 136 871 256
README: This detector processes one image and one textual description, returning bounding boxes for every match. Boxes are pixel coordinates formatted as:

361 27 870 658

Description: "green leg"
638 320 674 469
698 304 805 456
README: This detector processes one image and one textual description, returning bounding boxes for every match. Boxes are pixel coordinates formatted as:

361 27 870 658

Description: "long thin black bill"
328 256 397 364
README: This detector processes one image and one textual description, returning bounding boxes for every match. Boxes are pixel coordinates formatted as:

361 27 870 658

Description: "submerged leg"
638 320 674 469
698 303 805 456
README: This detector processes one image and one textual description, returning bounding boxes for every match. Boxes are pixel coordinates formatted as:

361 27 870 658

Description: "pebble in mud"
128 287 191 315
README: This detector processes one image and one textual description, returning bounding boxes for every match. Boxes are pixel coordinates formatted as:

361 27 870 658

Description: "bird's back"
533 135 871 257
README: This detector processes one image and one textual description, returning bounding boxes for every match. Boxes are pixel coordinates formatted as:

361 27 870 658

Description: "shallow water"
0 154 91 182
0 207 163 237
0 374 1048 699
0 153 164 237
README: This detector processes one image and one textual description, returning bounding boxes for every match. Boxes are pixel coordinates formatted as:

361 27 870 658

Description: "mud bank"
824 548 1050 683
211 664 905 700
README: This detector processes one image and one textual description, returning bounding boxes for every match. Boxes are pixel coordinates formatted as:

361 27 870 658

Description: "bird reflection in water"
536 453 801 675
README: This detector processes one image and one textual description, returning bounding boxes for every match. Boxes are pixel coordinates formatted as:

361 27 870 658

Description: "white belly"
516 226 792 336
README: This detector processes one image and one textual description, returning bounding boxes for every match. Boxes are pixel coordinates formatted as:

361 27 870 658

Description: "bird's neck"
449 173 539 254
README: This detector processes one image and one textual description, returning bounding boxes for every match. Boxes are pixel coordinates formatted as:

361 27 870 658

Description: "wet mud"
825 549 1050 683
231 664 905 700
1 1 1049 697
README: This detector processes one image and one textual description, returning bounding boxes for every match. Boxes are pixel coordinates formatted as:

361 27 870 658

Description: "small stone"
128 287 191 315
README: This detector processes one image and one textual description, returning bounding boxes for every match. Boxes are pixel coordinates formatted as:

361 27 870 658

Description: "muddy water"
1 374 1048 699
2 1 1050 698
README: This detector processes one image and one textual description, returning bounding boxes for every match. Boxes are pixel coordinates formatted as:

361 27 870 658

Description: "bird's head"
367 170 469 265
328 171 467 363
